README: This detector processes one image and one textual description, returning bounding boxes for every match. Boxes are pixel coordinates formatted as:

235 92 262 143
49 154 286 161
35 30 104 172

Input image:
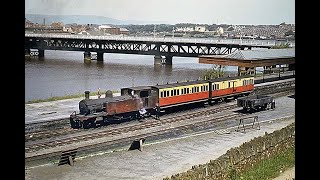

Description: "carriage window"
177 89 180 95
197 87 199 92
161 91 163 97
228 82 231 88
212 84 215 90
201 86 203 92
187 88 189 94
174 89 176 96
166 91 169 97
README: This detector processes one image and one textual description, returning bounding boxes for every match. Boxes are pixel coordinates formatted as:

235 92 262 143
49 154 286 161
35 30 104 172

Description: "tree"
202 65 226 80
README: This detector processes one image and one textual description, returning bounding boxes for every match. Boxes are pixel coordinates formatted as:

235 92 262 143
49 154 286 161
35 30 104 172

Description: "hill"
25 14 148 25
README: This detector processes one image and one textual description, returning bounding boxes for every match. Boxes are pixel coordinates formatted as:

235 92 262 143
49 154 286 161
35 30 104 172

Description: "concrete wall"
165 123 295 180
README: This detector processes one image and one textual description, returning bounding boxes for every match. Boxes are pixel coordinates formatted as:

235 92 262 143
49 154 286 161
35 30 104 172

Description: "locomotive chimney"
84 91 90 100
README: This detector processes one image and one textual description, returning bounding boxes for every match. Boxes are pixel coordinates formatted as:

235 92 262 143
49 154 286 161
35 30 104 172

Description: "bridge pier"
25 49 31 59
154 55 162 65
288 64 295 71
25 49 30 56
38 49 44 59
154 55 173 65
164 56 173 65
97 52 104 61
84 52 91 62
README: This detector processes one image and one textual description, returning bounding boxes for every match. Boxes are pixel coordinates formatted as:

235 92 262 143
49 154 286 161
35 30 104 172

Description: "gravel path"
273 166 295 180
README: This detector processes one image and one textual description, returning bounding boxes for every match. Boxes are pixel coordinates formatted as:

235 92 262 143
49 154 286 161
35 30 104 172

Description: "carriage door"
232 81 237 93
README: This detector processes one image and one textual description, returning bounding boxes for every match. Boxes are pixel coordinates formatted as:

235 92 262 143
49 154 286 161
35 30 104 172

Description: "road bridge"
25 33 271 65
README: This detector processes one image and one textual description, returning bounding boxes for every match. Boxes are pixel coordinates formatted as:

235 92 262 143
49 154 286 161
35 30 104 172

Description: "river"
25 50 238 102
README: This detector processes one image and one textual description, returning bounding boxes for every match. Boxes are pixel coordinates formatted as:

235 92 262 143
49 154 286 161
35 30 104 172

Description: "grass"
235 146 295 180
271 43 291 49
25 90 120 104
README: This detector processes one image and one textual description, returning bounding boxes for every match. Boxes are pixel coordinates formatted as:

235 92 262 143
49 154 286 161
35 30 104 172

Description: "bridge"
25 33 271 65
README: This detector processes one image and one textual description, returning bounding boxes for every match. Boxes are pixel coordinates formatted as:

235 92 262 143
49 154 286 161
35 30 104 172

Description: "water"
25 50 240 102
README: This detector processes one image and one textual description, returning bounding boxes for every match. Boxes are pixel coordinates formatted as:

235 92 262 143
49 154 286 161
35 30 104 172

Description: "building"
216 27 224 35
175 27 194 32
99 25 120 35
120 28 129 35
195 26 206 32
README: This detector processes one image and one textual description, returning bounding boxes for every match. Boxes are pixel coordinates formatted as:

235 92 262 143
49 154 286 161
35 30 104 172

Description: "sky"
25 0 295 25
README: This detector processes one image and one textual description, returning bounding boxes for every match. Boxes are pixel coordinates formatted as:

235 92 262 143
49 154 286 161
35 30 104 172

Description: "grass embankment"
25 90 119 104
234 146 295 180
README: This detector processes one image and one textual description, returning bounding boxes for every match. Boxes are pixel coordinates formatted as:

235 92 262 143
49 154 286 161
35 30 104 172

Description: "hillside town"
25 18 295 40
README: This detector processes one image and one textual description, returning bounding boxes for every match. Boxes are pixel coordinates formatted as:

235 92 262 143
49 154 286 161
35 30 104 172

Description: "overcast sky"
25 0 295 25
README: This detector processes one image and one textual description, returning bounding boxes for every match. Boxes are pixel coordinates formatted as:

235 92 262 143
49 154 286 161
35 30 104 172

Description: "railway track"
25 102 238 153
25 78 295 142
25 111 249 166
25 78 295 166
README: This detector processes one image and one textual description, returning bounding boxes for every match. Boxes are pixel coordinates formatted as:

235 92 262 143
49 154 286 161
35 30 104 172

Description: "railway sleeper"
58 148 78 166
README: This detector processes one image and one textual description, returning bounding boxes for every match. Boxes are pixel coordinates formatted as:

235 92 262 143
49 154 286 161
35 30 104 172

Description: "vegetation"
234 146 295 180
122 23 223 34
201 65 226 80
271 43 291 49
25 90 119 104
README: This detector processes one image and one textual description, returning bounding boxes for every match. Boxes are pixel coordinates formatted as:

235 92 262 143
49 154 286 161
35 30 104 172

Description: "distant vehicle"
237 95 275 112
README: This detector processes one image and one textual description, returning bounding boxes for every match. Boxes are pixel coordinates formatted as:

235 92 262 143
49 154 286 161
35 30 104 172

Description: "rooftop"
203 47 295 60
199 48 295 67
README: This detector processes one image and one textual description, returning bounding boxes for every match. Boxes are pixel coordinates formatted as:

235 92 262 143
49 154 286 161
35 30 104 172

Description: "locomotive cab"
121 86 158 110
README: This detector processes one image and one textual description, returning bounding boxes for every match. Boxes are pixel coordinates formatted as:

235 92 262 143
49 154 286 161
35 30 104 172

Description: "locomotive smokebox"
106 90 113 98
84 91 90 100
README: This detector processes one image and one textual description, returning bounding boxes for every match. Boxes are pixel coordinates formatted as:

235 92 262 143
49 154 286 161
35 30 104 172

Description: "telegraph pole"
172 27 175 38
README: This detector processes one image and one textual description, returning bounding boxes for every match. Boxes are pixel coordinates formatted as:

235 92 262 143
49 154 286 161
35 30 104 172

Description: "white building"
195 26 206 32
98 25 113 30
63 27 73 33
175 27 194 32
216 27 224 35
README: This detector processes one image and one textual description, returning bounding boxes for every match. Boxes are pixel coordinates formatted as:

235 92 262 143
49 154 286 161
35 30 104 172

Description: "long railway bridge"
25 33 271 65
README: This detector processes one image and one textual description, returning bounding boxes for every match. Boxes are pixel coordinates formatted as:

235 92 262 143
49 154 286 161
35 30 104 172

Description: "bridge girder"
25 36 269 57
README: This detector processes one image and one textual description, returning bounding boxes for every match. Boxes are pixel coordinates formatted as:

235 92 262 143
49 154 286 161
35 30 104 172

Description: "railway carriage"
210 75 254 101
